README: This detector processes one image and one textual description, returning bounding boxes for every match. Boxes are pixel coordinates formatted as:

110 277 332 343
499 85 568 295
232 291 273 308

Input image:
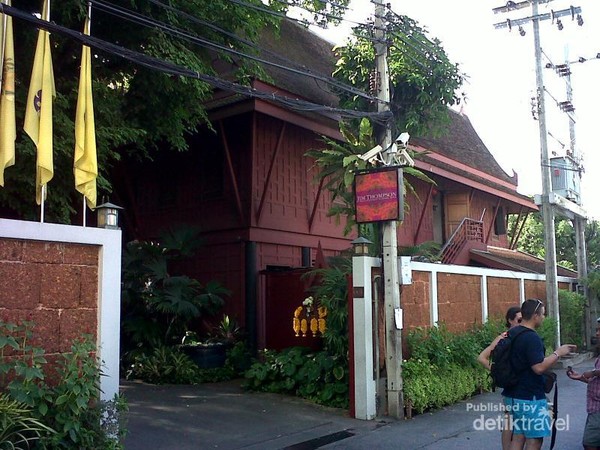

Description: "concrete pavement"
122 357 593 449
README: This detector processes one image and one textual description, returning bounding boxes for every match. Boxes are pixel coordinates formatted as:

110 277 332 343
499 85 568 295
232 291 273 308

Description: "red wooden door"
262 268 323 351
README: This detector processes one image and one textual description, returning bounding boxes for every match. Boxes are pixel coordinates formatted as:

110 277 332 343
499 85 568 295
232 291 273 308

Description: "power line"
91 0 381 103
0 3 392 124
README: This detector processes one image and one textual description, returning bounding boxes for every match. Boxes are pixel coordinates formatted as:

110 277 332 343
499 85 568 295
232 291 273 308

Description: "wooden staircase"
440 218 485 264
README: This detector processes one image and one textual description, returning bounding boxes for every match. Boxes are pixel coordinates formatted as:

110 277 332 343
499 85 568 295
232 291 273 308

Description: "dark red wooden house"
113 20 541 351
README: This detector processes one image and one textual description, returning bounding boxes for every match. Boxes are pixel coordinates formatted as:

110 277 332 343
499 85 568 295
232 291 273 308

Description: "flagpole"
40 185 45 223
75 1 97 223
81 1 91 227
39 0 50 223
0 1 7 88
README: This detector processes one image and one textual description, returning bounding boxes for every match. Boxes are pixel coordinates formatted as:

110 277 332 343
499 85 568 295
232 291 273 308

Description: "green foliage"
0 321 127 449
2 0 349 222
333 15 464 137
305 119 435 235
558 290 585 348
127 345 207 384
403 359 488 415
0 321 49 410
403 321 503 415
304 256 351 357
509 213 600 270
243 347 349 409
586 270 600 299
125 342 250 385
121 226 231 358
538 318 558 355
0 393 55 449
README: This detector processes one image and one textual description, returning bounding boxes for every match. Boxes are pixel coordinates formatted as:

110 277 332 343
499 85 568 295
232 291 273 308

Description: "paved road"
123 358 592 449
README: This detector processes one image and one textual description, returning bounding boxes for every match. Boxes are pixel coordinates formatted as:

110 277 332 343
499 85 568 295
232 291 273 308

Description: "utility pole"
559 52 591 346
532 0 560 347
374 0 403 419
493 0 582 348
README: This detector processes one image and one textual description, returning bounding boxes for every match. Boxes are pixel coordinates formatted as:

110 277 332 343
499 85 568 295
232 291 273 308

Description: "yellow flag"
23 0 55 205
74 16 97 209
0 0 15 187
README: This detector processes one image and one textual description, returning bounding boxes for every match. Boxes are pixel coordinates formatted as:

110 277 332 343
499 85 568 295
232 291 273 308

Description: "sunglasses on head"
533 299 543 314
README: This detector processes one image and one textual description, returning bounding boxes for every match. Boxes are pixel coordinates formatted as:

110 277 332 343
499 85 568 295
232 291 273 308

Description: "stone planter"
180 343 231 369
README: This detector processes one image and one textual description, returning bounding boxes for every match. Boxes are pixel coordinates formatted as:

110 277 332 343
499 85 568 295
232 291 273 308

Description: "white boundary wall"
351 256 578 419
409 260 578 325
0 219 122 401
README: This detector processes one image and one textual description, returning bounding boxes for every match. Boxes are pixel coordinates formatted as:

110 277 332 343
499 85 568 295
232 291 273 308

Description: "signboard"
354 167 403 223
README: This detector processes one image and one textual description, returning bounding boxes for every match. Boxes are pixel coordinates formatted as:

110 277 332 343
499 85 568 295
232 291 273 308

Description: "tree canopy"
510 212 600 270
332 12 464 138
307 12 464 238
0 0 350 222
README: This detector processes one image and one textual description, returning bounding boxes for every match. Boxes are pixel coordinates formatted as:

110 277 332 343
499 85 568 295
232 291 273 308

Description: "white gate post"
351 255 377 420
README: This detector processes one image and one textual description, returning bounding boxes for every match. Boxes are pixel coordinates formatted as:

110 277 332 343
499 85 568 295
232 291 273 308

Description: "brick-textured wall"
437 273 482 332
400 271 560 333
0 238 99 360
487 277 521 321
401 271 431 329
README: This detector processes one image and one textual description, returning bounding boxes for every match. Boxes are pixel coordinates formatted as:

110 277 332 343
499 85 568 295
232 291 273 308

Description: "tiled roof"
255 22 533 202
412 111 518 186
470 246 577 277
257 20 338 108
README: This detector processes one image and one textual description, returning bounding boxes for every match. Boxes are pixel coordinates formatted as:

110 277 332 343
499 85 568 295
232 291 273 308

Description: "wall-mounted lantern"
351 236 372 256
96 201 123 229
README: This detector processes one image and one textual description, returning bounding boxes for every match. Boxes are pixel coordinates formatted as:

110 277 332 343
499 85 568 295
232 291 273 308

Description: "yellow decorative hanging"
293 306 302 336
291 297 327 338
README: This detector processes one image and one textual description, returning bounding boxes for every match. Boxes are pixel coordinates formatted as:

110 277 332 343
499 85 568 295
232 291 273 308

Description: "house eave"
413 158 538 211
205 81 343 140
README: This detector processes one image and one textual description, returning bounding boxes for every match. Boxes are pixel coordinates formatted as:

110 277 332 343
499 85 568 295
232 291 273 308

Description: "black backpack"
490 327 534 389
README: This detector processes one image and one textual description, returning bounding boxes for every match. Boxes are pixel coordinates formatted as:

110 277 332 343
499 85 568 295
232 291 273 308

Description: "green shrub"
125 343 250 385
559 290 585 348
0 393 55 449
243 347 349 409
121 226 231 359
538 318 558 354
0 321 127 449
402 322 498 415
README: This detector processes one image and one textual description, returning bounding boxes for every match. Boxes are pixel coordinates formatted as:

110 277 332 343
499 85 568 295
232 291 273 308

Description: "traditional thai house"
112 20 565 350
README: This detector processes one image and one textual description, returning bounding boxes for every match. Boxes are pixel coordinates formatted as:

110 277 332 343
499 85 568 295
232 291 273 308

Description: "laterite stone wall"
0 238 100 358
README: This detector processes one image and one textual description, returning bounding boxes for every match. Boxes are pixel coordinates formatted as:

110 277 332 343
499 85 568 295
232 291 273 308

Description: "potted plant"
179 315 243 369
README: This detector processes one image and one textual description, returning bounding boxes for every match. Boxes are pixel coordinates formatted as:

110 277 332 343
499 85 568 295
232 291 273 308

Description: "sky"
305 0 600 219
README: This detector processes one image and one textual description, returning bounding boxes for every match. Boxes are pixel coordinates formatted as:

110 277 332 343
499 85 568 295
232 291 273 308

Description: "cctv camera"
359 145 383 164
396 132 410 146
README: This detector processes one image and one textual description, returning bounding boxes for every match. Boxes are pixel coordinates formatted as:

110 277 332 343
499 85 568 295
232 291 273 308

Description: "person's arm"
582 368 600 380
477 334 503 370
567 368 589 383
531 344 577 374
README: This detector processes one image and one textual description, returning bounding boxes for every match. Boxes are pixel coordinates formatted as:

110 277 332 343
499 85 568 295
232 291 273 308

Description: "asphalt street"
122 357 593 450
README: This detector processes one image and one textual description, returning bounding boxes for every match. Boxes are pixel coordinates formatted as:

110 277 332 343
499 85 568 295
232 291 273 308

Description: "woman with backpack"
478 306 522 370
477 306 522 450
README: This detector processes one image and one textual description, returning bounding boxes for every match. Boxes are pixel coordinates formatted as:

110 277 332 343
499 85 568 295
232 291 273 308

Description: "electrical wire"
543 87 577 123
0 3 392 124
143 0 381 103
382 6 449 61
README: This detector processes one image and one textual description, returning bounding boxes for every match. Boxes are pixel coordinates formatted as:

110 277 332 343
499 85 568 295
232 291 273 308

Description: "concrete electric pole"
493 0 583 348
373 0 403 419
